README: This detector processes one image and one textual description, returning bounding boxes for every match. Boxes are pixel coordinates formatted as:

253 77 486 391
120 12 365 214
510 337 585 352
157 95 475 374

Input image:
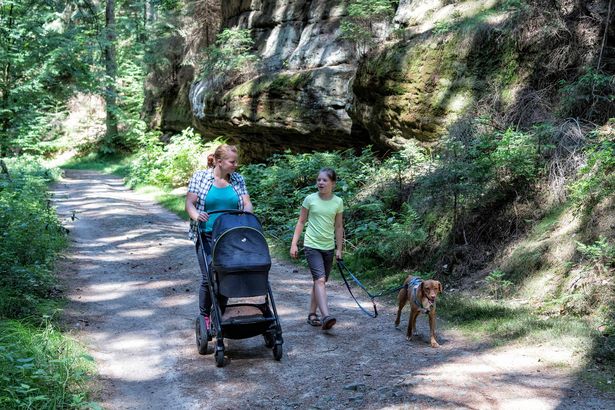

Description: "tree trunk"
0 4 14 157
104 0 119 150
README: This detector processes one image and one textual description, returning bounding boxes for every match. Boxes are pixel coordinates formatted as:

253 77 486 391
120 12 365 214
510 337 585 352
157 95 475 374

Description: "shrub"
340 0 396 57
568 121 615 208
559 68 615 123
199 28 257 82
127 128 219 188
485 270 514 299
0 320 94 409
0 157 67 318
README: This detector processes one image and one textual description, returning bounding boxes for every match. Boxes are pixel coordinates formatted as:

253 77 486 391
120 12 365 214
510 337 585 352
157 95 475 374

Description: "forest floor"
52 170 615 409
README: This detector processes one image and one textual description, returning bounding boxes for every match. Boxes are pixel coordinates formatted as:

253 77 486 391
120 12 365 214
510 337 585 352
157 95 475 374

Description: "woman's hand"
196 212 209 222
290 244 299 259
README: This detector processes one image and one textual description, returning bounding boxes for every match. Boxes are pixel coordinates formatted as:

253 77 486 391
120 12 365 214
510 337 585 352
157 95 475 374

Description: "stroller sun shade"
211 213 271 274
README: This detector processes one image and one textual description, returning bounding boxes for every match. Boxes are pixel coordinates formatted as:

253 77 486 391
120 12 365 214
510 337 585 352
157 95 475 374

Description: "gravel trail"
52 170 614 409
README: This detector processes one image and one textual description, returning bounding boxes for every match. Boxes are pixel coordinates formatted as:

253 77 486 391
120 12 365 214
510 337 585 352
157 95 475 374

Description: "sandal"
321 315 336 330
307 313 322 327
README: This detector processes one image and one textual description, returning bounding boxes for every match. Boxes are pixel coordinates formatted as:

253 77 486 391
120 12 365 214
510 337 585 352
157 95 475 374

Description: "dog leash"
336 260 407 318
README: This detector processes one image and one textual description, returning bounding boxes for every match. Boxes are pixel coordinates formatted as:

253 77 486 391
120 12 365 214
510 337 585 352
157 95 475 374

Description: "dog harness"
408 278 430 313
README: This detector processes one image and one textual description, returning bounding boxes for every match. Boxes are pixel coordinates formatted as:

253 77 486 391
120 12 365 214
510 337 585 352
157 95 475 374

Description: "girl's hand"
290 244 299 259
335 249 343 261
197 212 209 222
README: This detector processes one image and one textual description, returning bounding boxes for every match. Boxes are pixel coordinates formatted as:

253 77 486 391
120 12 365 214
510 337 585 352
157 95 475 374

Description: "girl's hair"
207 144 238 168
318 167 337 182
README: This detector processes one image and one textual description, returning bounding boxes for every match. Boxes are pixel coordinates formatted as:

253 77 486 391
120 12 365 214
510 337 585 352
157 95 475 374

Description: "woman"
185 144 253 328
290 168 344 330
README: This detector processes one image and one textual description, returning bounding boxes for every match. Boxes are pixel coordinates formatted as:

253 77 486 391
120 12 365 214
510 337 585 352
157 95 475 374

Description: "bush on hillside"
0 158 66 318
127 128 220 188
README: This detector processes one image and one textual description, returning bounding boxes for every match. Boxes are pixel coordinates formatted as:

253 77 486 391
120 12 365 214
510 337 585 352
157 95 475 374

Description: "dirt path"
52 170 614 409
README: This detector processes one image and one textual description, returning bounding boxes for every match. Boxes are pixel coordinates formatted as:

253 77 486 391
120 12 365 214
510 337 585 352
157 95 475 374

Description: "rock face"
146 0 613 160
188 0 366 159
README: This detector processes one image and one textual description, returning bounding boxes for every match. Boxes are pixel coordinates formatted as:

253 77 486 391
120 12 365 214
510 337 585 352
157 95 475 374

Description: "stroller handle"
205 209 254 216
198 209 258 231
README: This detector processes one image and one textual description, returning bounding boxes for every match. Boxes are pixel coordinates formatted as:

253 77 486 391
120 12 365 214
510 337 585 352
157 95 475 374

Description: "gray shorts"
304 247 334 281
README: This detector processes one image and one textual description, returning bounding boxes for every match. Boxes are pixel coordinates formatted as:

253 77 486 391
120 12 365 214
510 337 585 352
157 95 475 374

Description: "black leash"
336 259 407 318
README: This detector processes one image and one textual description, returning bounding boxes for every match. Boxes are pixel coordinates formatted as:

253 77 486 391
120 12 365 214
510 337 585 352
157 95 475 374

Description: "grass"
439 294 614 393
0 319 96 409
60 153 134 178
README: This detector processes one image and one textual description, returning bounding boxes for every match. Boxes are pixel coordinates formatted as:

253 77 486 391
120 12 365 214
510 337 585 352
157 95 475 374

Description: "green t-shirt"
202 185 239 232
302 192 344 250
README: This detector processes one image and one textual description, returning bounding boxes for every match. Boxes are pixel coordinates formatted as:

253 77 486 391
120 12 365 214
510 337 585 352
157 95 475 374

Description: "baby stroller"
194 210 283 367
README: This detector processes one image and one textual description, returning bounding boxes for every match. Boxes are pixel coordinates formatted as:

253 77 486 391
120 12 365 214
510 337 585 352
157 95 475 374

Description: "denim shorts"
304 247 334 281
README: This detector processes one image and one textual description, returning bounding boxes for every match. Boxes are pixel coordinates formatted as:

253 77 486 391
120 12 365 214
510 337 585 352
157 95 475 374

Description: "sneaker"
203 314 211 330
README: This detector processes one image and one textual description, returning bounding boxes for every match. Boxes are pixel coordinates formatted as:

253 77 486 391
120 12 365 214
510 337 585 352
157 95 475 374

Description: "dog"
394 275 442 348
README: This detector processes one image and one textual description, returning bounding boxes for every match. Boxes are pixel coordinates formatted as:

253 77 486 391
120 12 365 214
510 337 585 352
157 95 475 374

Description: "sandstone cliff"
144 0 613 159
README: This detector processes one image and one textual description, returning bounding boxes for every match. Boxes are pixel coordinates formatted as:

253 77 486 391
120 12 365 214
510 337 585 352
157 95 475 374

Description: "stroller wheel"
215 346 225 367
195 316 212 355
273 343 283 361
263 332 275 348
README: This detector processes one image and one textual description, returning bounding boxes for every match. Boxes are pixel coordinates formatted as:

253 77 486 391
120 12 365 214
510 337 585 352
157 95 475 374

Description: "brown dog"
394 275 442 348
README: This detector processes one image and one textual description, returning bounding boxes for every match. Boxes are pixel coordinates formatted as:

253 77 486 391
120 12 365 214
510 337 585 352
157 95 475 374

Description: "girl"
290 168 344 330
185 144 253 328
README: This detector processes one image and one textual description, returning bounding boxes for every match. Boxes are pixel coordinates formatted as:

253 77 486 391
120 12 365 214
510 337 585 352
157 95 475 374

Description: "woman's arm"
334 212 344 260
290 207 309 259
185 192 208 222
241 194 254 212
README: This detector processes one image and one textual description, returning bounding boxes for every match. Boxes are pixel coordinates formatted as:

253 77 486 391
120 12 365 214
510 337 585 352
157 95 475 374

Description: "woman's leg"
196 234 212 316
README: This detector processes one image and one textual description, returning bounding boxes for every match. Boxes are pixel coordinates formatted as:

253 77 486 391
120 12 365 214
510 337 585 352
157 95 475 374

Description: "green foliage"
127 128 222 188
242 149 376 241
491 128 539 183
0 319 95 409
0 159 95 407
576 237 615 270
0 0 101 156
559 68 615 123
485 270 513 299
340 0 396 56
569 123 615 208
199 28 257 80
241 146 433 268
0 158 66 318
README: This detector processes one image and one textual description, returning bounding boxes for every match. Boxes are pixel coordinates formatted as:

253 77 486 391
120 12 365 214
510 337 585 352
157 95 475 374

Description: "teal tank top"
202 185 239 232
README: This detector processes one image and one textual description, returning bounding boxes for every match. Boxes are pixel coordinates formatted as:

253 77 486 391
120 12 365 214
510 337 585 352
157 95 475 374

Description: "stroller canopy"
211 212 271 274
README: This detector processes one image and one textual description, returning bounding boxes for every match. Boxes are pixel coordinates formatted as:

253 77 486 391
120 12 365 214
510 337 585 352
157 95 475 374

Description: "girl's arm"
290 207 309 259
334 212 344 260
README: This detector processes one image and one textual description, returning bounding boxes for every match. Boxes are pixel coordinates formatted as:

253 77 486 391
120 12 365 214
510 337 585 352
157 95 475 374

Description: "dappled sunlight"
157 294 194 308
118 309 155 318
88 332 169 382
143 279 192 290
68 281 146 303
395 0 502 34
397 344 576 409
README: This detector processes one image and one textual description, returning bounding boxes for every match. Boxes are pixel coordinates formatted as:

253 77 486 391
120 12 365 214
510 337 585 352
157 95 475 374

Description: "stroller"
194 210 283 367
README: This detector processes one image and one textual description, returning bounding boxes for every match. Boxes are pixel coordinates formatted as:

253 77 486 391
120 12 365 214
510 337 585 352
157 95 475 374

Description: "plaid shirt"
187 168 248 242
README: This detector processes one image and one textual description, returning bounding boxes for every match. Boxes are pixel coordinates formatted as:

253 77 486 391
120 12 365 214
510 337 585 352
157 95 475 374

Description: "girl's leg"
312 277 329 317
305 247 331 317
309 285 319 315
